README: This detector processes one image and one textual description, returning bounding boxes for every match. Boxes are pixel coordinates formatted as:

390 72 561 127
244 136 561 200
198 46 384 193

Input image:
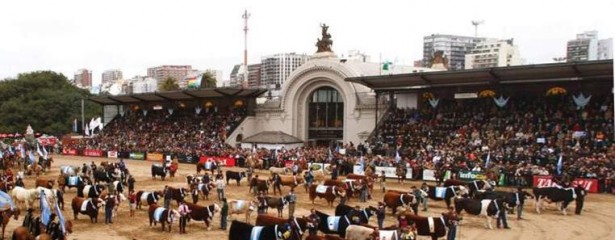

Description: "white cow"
10 187 40 210
36 186 57 208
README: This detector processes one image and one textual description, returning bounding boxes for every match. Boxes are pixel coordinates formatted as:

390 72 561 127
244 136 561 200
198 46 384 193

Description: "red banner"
533 175 599 193
107 151 118 158
62 148 78 155
198 156 236 167
83 149 104 157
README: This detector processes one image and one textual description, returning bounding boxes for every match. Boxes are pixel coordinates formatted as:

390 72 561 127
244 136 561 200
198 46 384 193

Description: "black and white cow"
454 197 507 229
229 220 288 240
427 185 469 207
533 186 586 215
474 190 519 210
315 210 352 238
225 171 247 186
78 184 105 198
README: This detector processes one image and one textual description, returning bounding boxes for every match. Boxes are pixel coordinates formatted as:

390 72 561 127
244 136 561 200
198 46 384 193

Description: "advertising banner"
198 156 236 167
62 148 78 156
458 171 488 181
308 163 332 173
147 153 164 162
532 175 598 193
83 149 104 157
423 169 436 181
107 151 118 159
129 152 145 160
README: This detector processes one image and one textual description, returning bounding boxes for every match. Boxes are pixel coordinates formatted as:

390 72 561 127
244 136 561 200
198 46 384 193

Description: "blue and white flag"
41 191 52 225
359 154 365 170
8 146 15 155
328 148 333 161
42 144 49 160
395 150 401 163
55 199 66 235
19 144 25 159
73 118 78 132
28 151 36 164
485 152 491 168
37 143 44 158
557 154 563 175
335 145 340 153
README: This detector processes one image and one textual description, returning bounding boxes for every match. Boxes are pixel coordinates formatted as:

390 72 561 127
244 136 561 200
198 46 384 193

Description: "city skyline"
1 0 613 86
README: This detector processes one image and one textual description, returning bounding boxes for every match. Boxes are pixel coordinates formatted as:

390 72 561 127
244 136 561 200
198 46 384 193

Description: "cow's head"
213 203 221 213
336 188 347 198
456 186 469 197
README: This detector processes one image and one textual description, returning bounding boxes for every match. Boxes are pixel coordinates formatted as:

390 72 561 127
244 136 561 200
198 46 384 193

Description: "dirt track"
5 155 615 240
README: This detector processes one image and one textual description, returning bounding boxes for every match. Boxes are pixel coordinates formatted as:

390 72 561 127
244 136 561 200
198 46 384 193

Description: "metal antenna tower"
472 20 485 37
242 9 251 87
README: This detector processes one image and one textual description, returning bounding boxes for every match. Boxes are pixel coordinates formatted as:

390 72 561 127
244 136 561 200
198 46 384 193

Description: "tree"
0 71 101 135
159 77 179 91
200 72 217 88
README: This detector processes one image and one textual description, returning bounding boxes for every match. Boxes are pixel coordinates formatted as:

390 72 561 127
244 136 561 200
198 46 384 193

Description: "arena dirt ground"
5 155 615 240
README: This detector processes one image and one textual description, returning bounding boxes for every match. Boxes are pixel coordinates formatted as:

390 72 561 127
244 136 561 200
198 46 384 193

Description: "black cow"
334 204 377 224
151 164 167 180
93 169 114 184
229 220 288 240
454 197 507 229
427 185 469 207
533 186 586 215
226 171 247 186
78 184 105 198
315 210 352 238
474 190 519 211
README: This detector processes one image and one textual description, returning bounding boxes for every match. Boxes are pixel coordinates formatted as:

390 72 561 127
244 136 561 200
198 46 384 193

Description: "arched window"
308 87 344 141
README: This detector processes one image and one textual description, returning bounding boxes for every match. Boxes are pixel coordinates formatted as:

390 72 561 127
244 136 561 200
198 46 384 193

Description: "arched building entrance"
308 86 344 146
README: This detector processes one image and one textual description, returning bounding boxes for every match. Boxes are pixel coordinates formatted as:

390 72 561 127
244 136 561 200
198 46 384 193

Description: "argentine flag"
359 154 365 170
41 191 52 225
484 152 491 168
28 151 36 164
395 150 401 163
557 154 563 175
55 199 66 235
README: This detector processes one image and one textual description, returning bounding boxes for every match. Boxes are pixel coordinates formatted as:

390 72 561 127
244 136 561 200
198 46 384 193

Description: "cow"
151 164 167 180
112 180 125 194
402 212 456 240
185 202 220 230
250 178 270 194
192 182 215 200
265 196 290 218
269 167 290 175
78 184 104 198
185 174 201 185
228 199 257 223
93 169 115 184
324 179 360 198
454 197 508 229
36 187 57 210
10 187 40 210
303 170 326 183
60 165 81 177
426 185 468 207
279 175 304 188
71 197 104 223
383 191 418 215
226 171 247 186
445 179 493 198
345 173 375 194
148 204 180 232
314 210 351 238
474 190 520 212
334 204 377 224
34 178 55 189
57 175 89 193
229 220 288 240
533 186 586 215
255 214 309 239
166 187 188 206
345 225 379 240
309 185 346 207
136 191 162 209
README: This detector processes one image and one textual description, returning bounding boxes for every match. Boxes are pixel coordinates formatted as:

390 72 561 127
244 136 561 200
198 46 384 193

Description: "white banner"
423 169 436 181
375 166 412 179
107 151 118 159
308 163 332 174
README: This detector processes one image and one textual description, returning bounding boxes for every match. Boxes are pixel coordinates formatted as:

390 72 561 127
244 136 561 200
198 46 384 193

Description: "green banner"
458 171 487 181
129 152 145 160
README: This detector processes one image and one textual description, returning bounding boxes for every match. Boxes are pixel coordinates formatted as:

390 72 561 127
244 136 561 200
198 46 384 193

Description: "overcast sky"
1 0 613 85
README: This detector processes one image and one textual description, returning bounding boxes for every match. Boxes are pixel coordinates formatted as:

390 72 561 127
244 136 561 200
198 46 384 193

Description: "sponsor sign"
458 171 487 181
129 152 145 160
308 163 332 173
107 151 118 158
83 149 103 157
198 156 236 167
375 166 412 179
454 92 478 99
532 175 598 193
423 169 436 181
147 153 164 162
62 148 78 156
353 165 364 175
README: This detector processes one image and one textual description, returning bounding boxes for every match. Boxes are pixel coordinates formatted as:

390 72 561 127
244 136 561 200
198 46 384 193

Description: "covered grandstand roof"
241 131 304 144
345 60 613 91
89 88 268 105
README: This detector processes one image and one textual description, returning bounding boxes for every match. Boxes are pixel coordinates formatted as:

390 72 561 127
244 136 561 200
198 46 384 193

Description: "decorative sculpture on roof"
316 23 333 53
430 50 449 70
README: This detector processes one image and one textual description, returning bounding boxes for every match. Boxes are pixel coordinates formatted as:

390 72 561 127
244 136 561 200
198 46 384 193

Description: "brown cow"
308 185 346 207
346 174 374 194
402 212 455 240
35 178 54 189
186 202 220 230
228 200 256 223
249 178 270 194
383 191 417 215
71 197 103 223
324 179 360 198
148 204 180 232
279 175 304 187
